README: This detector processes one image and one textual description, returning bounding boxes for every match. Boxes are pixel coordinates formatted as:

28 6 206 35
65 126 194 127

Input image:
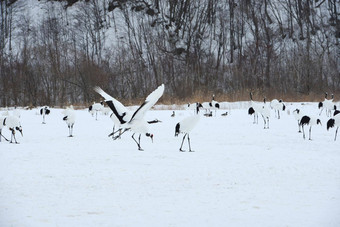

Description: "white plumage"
260 100 271 129
175 103 201 152
176 115 199 135
248 92 262 124
300 115 322 140
3 115 23 143
293 109 303 133
249 93 270 128
94 89 131 139
95 84 164 151
270 99 286 119
209 95 220 116
319 93 336 117
62 106 76 137
324 95 336 117
200 102 211 110
327 113 340 141
188 102 205 114
89 102 104 120
108 112 124 139
40 106 50 124
0 116 9 142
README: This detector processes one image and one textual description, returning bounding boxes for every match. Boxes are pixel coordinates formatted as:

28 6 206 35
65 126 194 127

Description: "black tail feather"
327 119 335 130
300 116 310 126
248 107 255 115
175 123 180 136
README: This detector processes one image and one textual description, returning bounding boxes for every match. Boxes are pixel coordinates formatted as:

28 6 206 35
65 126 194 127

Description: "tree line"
0 0 339 107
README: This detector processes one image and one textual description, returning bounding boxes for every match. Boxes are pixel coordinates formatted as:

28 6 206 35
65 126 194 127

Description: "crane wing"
94 86 129 124
130 84 164 122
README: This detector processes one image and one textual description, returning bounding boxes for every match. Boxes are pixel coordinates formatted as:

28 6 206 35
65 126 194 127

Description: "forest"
0 0 339 106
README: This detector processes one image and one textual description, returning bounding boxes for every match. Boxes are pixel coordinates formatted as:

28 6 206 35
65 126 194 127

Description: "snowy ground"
1 102 340 227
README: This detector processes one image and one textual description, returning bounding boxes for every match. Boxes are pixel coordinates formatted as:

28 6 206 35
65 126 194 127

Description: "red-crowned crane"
95 84 164 151
270 99 286 119
260 98 271 129
249 93 270 128
293 109 303 133
62 107 76 137
3 115 23 144
300 115 322 140
327 113 340 141
248 92 262 124
40 106 50 124
319 93 336 117
0 116 9 142
209 94 220 116
89 102 104 120
175 103 202 152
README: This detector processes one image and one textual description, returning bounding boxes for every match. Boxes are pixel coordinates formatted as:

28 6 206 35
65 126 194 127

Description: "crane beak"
150 134 154 143
19 129 23 137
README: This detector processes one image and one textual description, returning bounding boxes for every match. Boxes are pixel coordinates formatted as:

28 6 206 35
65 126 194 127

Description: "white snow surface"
1 102 340 227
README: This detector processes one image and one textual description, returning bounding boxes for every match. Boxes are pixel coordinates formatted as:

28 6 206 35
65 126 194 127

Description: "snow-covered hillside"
0 103 339 227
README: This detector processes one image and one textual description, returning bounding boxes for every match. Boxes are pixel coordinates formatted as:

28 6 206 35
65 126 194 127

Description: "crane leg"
114 128 128 140
179 134 187 152
319 108 323 116
335 127 338 141
267 118 270 129
132 133 143 151
70 125 74 137
188 134 194 152
108 126 115 138
298 120 301 133
302 126 305 139
0 129 9 142
10 130 18 144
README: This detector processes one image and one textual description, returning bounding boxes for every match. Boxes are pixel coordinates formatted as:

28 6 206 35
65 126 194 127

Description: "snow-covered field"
1 102 340 227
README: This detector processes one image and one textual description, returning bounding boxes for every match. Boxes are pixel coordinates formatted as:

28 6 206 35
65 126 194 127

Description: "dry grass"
100 90 340 107
17 91 339 110
177 90 340 104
